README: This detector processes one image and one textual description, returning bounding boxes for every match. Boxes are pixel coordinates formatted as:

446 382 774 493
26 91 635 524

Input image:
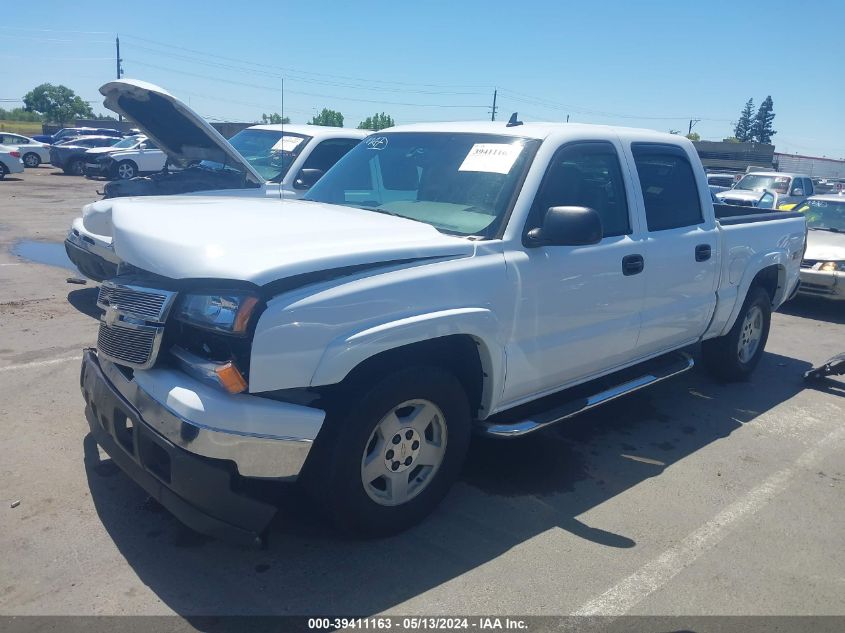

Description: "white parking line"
572 424 845 616
0 356 80 373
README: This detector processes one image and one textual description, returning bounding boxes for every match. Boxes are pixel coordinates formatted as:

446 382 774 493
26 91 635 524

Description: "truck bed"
714 203 804 225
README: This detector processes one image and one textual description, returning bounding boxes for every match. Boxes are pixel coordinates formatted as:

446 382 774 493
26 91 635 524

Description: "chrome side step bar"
479 352 694 438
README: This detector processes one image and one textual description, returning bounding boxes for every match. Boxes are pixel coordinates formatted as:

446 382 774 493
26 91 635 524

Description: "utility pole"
688 118 700 136
115 36 123 121
490 88 497 122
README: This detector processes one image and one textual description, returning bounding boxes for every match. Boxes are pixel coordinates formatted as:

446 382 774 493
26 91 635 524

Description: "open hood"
99 79 263 184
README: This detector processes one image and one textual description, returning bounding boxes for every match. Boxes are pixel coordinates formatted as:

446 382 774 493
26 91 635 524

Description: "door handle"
622 254 644 276
695 244 712 262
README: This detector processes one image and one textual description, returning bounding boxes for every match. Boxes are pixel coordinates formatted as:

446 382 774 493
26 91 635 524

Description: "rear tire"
303 366 471 537
22 152 40 167
0 164 7 179
115 160 137 180
702 285 771 381
65 158 84 176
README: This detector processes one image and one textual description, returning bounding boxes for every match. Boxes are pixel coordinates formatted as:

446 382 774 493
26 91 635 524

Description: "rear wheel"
0 164 7 180
65 158 84 175
303 366 471 537
22 152 40 167
703 285 771 381
115 160 137 180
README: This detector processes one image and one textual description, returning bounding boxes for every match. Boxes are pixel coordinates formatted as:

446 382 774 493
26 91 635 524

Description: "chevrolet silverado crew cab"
65 80 367 281
79 120 807 545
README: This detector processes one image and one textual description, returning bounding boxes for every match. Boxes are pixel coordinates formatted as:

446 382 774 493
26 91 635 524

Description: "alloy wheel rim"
360 399 447 507
118 164 134 179
738 305 763 364
24 154 38 167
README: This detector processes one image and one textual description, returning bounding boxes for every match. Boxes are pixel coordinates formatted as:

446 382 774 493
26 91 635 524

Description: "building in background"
773 152 845 179
693 141 775 174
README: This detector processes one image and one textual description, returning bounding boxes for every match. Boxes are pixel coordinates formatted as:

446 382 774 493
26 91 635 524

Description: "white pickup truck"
79 120 806 545
65 80 367 281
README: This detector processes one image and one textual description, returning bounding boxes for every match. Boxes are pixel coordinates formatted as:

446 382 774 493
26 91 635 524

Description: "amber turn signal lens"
215 362 248 394
233 296 259 334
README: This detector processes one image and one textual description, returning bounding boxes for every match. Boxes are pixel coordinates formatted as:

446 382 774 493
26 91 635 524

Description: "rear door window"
632 144 703 231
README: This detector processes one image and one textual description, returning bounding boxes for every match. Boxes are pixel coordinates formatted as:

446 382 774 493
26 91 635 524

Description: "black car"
49 136 119 175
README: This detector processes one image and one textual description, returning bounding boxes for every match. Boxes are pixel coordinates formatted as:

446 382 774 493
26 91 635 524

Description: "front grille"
98 282 173 321
98 322 160 367
96 279 177 369
801 259 818 269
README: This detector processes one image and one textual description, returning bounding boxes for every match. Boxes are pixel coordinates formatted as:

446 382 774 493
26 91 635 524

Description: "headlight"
817 261 845 272
175 292 260 335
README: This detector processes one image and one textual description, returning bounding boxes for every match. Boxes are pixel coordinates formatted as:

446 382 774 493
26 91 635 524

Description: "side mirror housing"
293 168 325 190
791 188 804 197
525 206 603 247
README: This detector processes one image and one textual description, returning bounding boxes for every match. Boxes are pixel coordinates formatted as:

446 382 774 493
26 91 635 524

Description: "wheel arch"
311 309 505 419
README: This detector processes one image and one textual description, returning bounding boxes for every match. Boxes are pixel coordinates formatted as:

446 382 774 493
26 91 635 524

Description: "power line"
124 59 489 109
120 33 492 90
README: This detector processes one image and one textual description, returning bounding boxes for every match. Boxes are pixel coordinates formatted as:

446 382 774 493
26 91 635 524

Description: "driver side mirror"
294 168 325 190
525 206 603 248
791 188 804 197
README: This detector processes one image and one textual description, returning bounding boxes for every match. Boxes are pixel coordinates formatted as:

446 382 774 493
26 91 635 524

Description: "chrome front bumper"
83 350 325 479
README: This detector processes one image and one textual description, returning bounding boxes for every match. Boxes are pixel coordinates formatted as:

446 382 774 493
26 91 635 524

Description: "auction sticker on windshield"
272 136 305 152
459 143 522 174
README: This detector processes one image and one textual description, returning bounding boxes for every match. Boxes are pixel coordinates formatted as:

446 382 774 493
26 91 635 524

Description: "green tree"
358 112 395 131
686 132 701 141
0 107 43 122
22 83 93 124
751 95 776 144
309 108 344 127
261 113 290 124
733 98 754 142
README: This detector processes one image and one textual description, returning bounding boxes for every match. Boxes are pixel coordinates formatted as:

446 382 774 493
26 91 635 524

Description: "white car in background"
66 79 367 280
99 138 167 180
0 144 25 178
83 134 148 178
0 133 51 167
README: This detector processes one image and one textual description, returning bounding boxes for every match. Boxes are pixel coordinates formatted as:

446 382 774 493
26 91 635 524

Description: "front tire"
22 152 40 167
115 160 137 180
305 366 471 537
703 285 772 381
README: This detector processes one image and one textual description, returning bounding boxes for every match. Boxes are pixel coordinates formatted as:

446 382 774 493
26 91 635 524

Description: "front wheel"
703 285 772 381
304 366 471 537
115 160 137 180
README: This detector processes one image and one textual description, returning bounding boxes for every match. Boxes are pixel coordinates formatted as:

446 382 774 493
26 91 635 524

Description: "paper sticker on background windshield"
366 137 388 150
272 136 304 152
459 143 521 174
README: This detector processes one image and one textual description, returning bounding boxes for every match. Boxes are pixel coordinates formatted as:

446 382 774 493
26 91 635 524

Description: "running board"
479 352 694 438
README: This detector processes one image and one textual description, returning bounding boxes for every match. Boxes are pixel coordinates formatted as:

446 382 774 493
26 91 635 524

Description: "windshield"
111 136 142 149
735 174 791 194
795 199 845 232
304 132 538 237
215 129 311 181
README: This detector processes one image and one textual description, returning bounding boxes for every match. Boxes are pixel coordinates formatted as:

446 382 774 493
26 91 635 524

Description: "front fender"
311 307 505 415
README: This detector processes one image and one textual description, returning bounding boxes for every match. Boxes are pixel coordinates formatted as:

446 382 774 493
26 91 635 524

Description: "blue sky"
3 0 843 157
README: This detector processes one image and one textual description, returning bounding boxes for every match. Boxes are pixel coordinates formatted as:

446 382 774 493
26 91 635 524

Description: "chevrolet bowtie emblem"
103 305 119 327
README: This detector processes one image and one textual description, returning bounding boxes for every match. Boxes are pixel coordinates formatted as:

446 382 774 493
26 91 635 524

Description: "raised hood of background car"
99 79 263 184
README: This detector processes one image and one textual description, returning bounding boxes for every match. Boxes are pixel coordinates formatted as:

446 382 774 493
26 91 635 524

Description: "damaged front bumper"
798 269 845 301
79 349 325 545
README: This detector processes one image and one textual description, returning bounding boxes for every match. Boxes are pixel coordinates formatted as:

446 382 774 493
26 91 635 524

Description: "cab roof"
383 120 687 144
